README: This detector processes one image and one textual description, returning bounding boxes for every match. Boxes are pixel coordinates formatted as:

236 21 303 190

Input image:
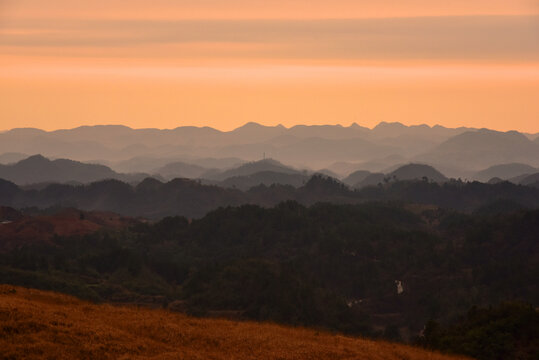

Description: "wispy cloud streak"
1 16 538 61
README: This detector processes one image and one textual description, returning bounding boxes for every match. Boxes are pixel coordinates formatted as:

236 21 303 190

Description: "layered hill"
343 164 447 188
327 154 407 176
218 171 309 190
0 155 148 185
154 161 211 180
513 172 539 188
4 122 537 174
0 285 469 360
2 173 539 218
417 129 539 171
343 170 372 186
0 154 456 192
205 158 303 181
0 152 28 165
388 164 448 183
473 163 537 182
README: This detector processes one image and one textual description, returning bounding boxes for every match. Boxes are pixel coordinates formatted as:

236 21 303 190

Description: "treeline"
417 302 538 360
1 175 539 218
0 201 537 359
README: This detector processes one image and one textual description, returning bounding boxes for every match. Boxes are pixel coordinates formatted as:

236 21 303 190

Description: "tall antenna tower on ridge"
263 152 266 160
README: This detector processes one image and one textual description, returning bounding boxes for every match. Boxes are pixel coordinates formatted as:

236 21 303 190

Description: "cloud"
1 16 538 61
2 0 538 20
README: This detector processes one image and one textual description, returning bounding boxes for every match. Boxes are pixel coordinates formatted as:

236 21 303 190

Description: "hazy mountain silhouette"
217 171 309 190
511 172 539 187
328 155 409 176
1 123 537 174
0 152 28 165
106 156 177 173
416 129 539 171
183 157 244 170
487 177 504 184
368 123 484 160
371 122 411 138
206 159 302 181
54 124 223 149
473 163 537 182
0 155 115 184
154 161 211 180
326 162 365 177
342 170 372 186
272 137 398 167
109 156 243 174
356 173 386 188
375 136 438 158
0 155 149 185
388 164 448 182
225 122 287 143
349 164 447 188
287 123 369 139
313 168 341 179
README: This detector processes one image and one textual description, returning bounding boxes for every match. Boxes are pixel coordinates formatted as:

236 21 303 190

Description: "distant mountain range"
2 122 537 178
342 170 372 186
473 163 538 182
388 164 448 183
154 161 211 180
415 129 539 175
105 156 244 175
2 155 538 193
342 164 447 188
511 172 539 187
0 155 149 185
0 152 28 165
204 159 303 181
217 171 309 191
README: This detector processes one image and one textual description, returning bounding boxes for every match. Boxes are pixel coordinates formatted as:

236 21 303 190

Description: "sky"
1 0 538 132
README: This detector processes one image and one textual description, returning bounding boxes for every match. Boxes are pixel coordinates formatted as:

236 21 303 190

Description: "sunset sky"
1 1 538 132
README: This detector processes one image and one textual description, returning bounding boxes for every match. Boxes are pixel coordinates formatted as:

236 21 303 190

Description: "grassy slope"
0 285 470 360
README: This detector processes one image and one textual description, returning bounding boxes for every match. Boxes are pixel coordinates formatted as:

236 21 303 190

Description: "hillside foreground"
0 285 470 360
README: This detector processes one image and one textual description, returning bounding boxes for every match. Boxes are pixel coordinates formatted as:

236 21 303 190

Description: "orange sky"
1 1 538 132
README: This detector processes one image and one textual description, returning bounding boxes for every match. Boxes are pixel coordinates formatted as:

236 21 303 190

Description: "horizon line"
2 121 538 135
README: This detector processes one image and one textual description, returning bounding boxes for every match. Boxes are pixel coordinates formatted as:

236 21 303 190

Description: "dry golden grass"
0 285 471 360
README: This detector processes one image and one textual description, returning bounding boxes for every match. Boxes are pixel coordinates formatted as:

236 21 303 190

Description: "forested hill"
1 201 537 359
1 175 539 218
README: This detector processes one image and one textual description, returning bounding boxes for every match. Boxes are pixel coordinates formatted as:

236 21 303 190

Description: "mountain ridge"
1 123 538 176
474 163 538 182
0 155 149 185
415 129 539 171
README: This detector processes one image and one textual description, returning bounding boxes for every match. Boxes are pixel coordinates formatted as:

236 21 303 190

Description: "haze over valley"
1 122 538 185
